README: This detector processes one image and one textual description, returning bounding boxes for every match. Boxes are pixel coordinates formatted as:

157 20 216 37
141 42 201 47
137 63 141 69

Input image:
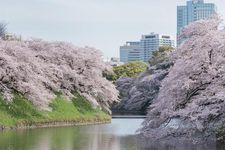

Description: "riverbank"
0 93 111 131
0 121 111 131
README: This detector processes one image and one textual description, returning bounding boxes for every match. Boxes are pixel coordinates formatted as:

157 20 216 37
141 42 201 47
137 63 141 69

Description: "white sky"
0 0 224 58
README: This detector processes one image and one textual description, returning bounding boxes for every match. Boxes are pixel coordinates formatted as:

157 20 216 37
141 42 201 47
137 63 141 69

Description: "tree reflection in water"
0 119 224 150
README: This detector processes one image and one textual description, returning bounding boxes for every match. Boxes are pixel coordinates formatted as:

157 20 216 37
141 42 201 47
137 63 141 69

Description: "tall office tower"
177 0 216 45
120 33 174 63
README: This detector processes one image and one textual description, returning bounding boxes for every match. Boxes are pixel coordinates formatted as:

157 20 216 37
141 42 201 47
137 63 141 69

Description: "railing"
112 110 146 116
112 110 147 119
112 115 146 119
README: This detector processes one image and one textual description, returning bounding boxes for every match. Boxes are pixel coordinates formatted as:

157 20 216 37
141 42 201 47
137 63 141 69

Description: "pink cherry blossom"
141 15 225 141
0 39 119 113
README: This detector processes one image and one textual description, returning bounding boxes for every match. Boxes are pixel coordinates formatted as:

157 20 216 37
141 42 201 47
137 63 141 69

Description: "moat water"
0 117 224 150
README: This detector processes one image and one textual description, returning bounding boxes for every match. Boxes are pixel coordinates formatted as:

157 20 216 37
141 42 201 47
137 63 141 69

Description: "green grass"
0 93 111 128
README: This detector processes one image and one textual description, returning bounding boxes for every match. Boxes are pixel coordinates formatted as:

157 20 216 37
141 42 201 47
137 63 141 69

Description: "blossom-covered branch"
0 39 118 113
141 15 225 141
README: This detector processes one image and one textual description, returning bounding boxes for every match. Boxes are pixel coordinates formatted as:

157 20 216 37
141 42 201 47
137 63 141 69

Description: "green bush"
216 126 225 143
105 61 147 81
5 94 43 120
149 46 174 66
72 92 94 113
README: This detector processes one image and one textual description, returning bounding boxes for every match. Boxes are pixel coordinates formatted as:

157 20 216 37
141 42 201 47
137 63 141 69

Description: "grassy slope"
0 93 110 128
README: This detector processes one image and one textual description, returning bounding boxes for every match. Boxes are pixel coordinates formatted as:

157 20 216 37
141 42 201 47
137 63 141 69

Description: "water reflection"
0 119 143 150
0 118 224 150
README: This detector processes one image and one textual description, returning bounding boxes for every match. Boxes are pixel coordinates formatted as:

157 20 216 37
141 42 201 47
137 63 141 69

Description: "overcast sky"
0 0 224 58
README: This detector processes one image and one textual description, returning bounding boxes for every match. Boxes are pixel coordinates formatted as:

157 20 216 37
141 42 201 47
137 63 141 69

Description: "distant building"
109 57 124 66
120 33 174 63
3 33 22 41
177 0 216 45
141 33 175 62
120 41 143 63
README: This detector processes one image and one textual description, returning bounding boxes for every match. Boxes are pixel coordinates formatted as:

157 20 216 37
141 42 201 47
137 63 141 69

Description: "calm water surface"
0 118 224 150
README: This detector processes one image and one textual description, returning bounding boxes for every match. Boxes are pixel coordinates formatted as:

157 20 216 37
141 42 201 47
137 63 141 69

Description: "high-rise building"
120 33 174 63
177 0 216 45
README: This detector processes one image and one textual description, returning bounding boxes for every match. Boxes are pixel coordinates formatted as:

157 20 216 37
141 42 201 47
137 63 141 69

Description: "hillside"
0 39 118 128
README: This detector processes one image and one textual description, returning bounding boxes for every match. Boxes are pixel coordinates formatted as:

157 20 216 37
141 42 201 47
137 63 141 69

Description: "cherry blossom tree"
0 39 118 113
113 46 173 113
141 15 225 141
113 61 172 113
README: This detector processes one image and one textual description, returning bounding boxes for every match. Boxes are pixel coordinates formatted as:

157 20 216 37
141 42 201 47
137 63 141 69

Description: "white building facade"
141 33 175 62
120 33 174 63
